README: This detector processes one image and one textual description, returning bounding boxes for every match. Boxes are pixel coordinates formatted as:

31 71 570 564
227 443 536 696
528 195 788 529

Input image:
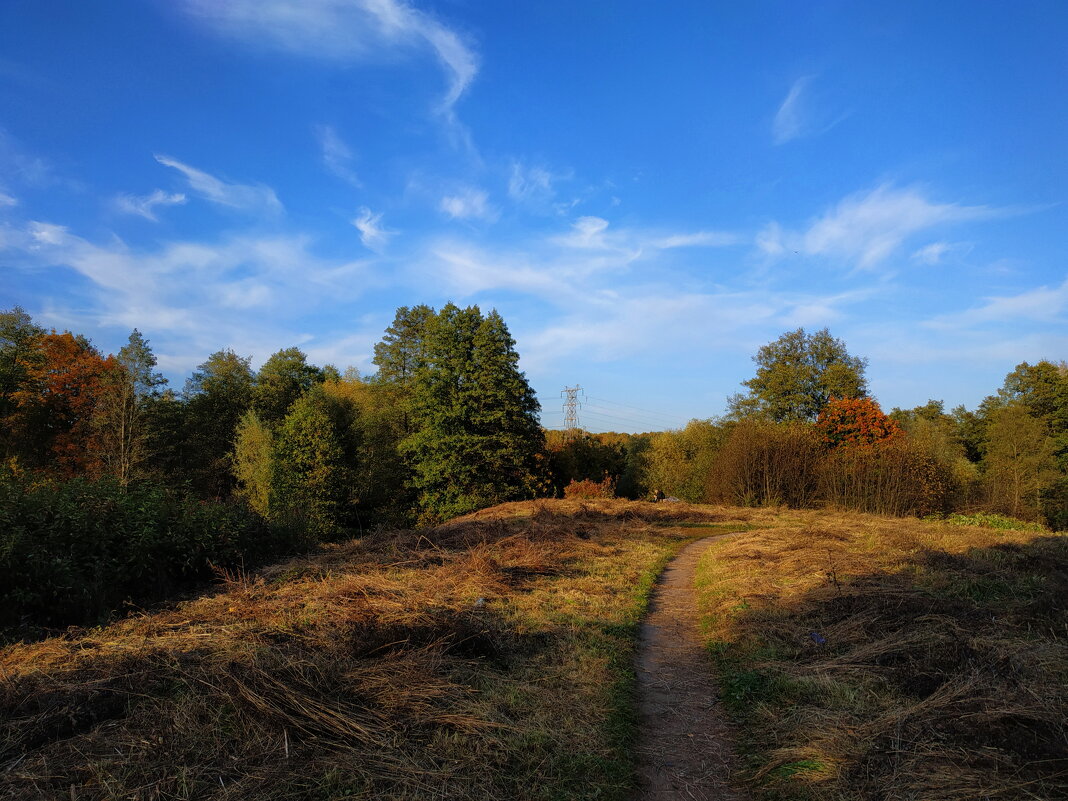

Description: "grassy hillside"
696 510 1068 800
0 499 746 801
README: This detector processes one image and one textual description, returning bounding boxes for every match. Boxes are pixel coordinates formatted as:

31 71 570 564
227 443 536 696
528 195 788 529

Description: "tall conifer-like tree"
373 304 435 440
401 303 544 522
373 304 435 385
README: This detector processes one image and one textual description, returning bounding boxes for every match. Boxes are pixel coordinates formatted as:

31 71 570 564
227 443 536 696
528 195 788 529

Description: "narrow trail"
634 535 749 801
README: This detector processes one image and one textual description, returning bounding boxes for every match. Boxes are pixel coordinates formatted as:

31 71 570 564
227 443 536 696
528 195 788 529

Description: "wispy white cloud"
302 330 379 374
114 189 187 221
759 185 998 270
507 161 572 211
315 124 361 187
555 216 611 249
180 0 478 116
0 191 16 207
0 127 58 188
433 245 569 299
440 187 497 221
351 206 394 250
652 231 739 249
508 162 553 203
1 218 376 375
911 241 972 265
927 276 1068 328
773 76 813 144
518 287 869 376
155 155 283 216
772 75 849 145
552 215 737 254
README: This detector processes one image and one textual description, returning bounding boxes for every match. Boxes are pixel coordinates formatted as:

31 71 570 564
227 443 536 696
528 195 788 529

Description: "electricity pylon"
561 385 584 440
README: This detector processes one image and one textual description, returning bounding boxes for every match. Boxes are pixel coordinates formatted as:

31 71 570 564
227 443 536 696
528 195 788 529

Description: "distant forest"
2 305 1065 628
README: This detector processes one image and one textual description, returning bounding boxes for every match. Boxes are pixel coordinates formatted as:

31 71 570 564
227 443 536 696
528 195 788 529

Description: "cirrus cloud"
179 0 478 116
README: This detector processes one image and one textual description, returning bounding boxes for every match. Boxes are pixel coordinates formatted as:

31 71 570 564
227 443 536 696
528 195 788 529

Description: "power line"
580 409 674 433
585 396 690 426
547 387 689 435
582 405 680 430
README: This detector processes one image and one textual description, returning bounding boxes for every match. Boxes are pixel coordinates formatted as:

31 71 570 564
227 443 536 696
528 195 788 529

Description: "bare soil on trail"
635 535 749 801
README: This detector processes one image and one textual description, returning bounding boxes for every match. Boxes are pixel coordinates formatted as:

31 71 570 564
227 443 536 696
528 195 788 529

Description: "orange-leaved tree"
816 396 902 449
12 331 118 476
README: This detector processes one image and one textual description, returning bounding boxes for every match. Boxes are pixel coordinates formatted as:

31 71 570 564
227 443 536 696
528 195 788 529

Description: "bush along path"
635 534 749 801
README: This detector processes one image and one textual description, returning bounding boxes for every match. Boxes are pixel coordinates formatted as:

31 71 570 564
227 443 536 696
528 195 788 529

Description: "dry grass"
695 508 1068 800
0 498 745 801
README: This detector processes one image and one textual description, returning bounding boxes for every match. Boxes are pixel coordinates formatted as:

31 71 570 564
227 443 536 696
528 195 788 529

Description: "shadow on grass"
707 533 1068 801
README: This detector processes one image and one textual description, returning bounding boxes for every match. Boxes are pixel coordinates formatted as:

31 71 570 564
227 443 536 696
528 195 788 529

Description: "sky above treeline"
1 1 1066 433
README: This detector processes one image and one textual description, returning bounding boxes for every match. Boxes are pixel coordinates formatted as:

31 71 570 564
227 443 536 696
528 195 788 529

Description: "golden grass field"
3 500 1065 800
695 509 1068 800
0 500 744 801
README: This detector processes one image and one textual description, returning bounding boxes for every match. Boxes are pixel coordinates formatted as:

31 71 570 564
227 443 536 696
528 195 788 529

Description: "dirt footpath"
634 535 749 801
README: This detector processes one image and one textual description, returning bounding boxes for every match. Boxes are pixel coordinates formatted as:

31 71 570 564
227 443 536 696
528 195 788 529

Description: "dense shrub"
819 439 956 517
643 420 727 503
563 475 616 499
706 420 824 507
0 473 309 627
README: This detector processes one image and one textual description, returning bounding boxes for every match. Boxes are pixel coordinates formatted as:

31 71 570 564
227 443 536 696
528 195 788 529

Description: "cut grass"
694 509 1068 801
0 498 744 801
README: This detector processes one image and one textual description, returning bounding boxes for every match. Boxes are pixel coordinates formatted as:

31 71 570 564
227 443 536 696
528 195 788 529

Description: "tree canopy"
400 304 544 522
728 327 868 423
252 347 323 425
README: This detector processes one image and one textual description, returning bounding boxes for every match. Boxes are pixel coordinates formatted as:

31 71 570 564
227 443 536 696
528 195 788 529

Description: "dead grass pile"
696 511 1068 800
1 498 733 801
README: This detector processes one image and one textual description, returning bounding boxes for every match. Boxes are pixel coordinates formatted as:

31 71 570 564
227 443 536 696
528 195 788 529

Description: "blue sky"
1 1 1066 433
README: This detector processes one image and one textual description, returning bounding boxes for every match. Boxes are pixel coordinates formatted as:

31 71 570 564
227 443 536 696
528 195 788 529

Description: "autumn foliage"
816 396 902 449
563 475 617 499
10 331 118 476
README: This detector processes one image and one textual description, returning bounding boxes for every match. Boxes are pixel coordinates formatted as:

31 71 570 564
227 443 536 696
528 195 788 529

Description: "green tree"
984 403 1058 520
728 328 868 423
142 389 188 488
373 304 435 438
183 349 254 497
1000 361 1068 431
93 330 167 486
997 361 1068 526
232 410 273 516
251 347 323 426
323 370 411 525
401 304 544 522
270 389 349 537
373 304 435 386
0 306 44 460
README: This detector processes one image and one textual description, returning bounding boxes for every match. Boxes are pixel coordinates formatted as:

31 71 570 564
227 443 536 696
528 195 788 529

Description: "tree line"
0 303 546 626
2 307 1064 627
606 329 1066 528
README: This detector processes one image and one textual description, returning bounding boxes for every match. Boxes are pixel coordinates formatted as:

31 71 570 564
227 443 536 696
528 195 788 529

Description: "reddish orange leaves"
816 396 902 449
